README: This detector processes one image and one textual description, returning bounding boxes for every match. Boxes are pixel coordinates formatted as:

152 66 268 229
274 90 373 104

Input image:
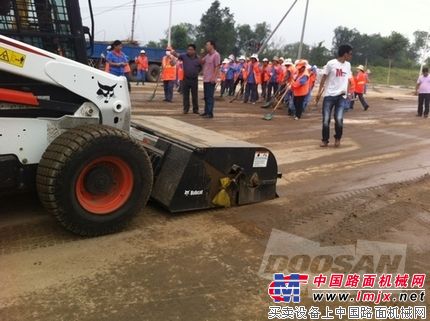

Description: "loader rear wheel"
36 125 153 236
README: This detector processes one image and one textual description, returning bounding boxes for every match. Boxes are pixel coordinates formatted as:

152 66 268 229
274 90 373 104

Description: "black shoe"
364 106 369 111
183 110 189 114
416 114 423 117
424 114 429 118
200 113 208 117
203 114 213 119
193 110 199 114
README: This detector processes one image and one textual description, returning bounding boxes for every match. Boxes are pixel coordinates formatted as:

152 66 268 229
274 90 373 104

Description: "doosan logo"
184 190 204 196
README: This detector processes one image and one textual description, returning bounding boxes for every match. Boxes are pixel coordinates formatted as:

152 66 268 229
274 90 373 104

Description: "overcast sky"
78 0 429 49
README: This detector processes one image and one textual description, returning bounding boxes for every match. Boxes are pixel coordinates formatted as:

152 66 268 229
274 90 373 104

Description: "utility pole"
297 0 309 59
167 0 173 47
130 0 137 42
419 28 430 76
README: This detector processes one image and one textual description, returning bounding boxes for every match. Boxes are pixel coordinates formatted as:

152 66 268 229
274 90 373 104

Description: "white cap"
283 58 293 65
279 57 285 61
140 49 146 54
250 53 259 61
238 55 246 61
222 58 230 64
228 54 235 61
262 58 269 62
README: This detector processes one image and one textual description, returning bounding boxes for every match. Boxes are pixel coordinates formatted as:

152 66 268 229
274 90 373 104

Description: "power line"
82 0 205 19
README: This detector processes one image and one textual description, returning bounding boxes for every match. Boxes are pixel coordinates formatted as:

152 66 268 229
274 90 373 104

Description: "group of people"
104 40 377 147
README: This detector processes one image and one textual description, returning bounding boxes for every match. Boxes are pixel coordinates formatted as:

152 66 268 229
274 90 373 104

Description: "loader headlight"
113 101 125 113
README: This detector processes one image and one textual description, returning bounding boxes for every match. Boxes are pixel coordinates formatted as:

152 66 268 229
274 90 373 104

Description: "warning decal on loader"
253 151 269 168
0 46 26 68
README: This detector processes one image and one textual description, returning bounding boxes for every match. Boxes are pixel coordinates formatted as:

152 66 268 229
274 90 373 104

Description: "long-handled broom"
262 87 290 121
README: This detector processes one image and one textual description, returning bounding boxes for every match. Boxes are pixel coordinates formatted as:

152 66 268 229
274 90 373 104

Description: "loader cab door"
0 0 88 63
0 0 90 108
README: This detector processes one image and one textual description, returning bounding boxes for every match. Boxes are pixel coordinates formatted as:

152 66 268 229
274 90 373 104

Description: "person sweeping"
291 59 310 120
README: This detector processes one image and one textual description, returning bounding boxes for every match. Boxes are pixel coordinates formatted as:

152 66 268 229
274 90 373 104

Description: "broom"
262 87 290 121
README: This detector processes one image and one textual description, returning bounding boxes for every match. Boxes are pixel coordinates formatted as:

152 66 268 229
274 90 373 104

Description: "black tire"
36 125 153 236
147 64 161 82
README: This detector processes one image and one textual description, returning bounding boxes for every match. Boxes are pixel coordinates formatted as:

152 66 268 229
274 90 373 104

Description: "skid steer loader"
0 1 280 236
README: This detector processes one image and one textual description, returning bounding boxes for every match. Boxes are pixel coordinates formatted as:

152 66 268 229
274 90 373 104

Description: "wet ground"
0 85 429 320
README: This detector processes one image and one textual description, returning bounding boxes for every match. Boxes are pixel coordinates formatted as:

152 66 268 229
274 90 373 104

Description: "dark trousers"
261 81 268 99
350 92 369 109
225 78 234 96
244 83 258 103
183 77 199 112
163 80 174 101
220 80 226 96
267 82 278 102
203 82 216 116
418 93 430 116
322 95 345 143
293 95 306 118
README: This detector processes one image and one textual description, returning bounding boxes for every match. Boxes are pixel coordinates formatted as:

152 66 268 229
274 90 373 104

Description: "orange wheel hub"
75 156 134 215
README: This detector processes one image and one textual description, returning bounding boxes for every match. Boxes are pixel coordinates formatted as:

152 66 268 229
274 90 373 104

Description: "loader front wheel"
36 125 153 236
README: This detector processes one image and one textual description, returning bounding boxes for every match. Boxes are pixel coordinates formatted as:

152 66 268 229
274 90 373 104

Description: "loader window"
0 0 87 62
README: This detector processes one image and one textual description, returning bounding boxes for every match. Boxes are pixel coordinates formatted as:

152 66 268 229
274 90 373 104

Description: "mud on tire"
36 125 153 236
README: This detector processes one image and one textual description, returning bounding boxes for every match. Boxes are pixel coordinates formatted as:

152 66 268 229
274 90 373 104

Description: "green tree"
169 23 197 49
308 41 332 66
196 0 236 56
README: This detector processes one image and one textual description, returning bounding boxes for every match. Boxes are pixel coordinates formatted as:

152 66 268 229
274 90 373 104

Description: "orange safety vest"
292 69 310 97
348 76 356 94
262 64 270 82
135 55 149 71
243 62 262 84
277 65 285 84
284 65 296 84
162 56 177 81
354 71 367 94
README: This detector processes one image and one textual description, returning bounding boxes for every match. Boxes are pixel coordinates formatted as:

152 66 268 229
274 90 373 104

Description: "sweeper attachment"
131 116 279 213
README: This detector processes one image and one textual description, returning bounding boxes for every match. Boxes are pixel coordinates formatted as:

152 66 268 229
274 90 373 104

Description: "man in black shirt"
176 44 202 114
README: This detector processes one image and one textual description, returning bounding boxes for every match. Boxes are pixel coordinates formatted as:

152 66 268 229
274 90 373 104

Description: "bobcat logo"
97 82 117 103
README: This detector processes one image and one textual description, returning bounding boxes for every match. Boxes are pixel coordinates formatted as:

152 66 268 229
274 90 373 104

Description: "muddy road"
0 85 429 320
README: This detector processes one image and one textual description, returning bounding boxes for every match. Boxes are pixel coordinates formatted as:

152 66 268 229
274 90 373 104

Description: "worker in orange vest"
220 58 229 97
344 75 356 112
283 58 296 115
264 56 281 105
243 54 261 104
161 46 177 102
261 58 270 100
135 49 149 85
303 65 318 111
291 59 310 120
350 65 369 110
234 56 246 97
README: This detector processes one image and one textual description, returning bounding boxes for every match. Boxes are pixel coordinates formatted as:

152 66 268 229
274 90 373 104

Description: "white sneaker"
294 116 299 120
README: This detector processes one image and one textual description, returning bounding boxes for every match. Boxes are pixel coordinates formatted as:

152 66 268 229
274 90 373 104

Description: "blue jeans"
322 95 345 143
137 70 146 84
163 80 174 101
204 82 216 116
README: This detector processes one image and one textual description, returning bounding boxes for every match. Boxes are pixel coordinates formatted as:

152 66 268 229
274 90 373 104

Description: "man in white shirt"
316 45 353 147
